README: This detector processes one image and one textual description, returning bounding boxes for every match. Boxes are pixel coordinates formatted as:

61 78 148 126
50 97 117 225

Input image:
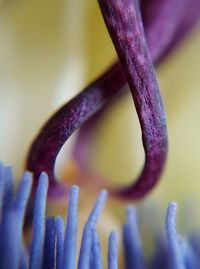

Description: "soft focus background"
0 0 200 260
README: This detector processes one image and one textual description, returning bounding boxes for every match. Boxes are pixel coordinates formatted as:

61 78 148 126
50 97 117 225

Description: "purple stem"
98 0 167 199
141 0 188 64
27 62 125 195
164 0 200 55
27 0 200 200
73 0 200 171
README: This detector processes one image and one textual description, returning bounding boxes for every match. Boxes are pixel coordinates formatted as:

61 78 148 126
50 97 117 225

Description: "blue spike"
122 206 145 269
55 216 64 269
43 217 56 269
0 210 22 269
62 185 79 269
108 231 118 269
150 234 168 269
0 163 4 213
78 190 107 269
13 171 33 221
29 172 48 269
90 231 102 269
13 172 32 269
188 233 200 257
180 238 199 269
1 165 13 212
165 202 185 269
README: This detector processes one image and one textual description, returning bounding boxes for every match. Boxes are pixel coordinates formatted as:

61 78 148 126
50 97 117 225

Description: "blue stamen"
43 217 56 269
77 190 107 269
62 185 79 269
1 165 13 212
165 202 185 269
55 216 65 269
0 210 22 269
123 206 145 269
13 171 32 221
108 231 118 269
179 238 199 269
29 172 48 269
1 162 200 269
90 231 102 269
150 234 168 269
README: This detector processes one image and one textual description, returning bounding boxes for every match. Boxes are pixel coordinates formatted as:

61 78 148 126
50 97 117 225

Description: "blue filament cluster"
0 162 199 269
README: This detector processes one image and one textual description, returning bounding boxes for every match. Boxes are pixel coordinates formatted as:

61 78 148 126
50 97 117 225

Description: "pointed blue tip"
123 205 145 269
108 231 118 269
77 190 107 269
29 172 49 269
90 230 102 269
166 202 185 269
62 185 79 269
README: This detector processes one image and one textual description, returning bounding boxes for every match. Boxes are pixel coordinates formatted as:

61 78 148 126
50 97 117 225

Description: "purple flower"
0 1 200 269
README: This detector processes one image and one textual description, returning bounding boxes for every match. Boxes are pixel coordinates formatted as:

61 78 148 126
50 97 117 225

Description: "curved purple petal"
27 62 125 196
73 0 200 171
26 0 200 200
98 0 167 198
